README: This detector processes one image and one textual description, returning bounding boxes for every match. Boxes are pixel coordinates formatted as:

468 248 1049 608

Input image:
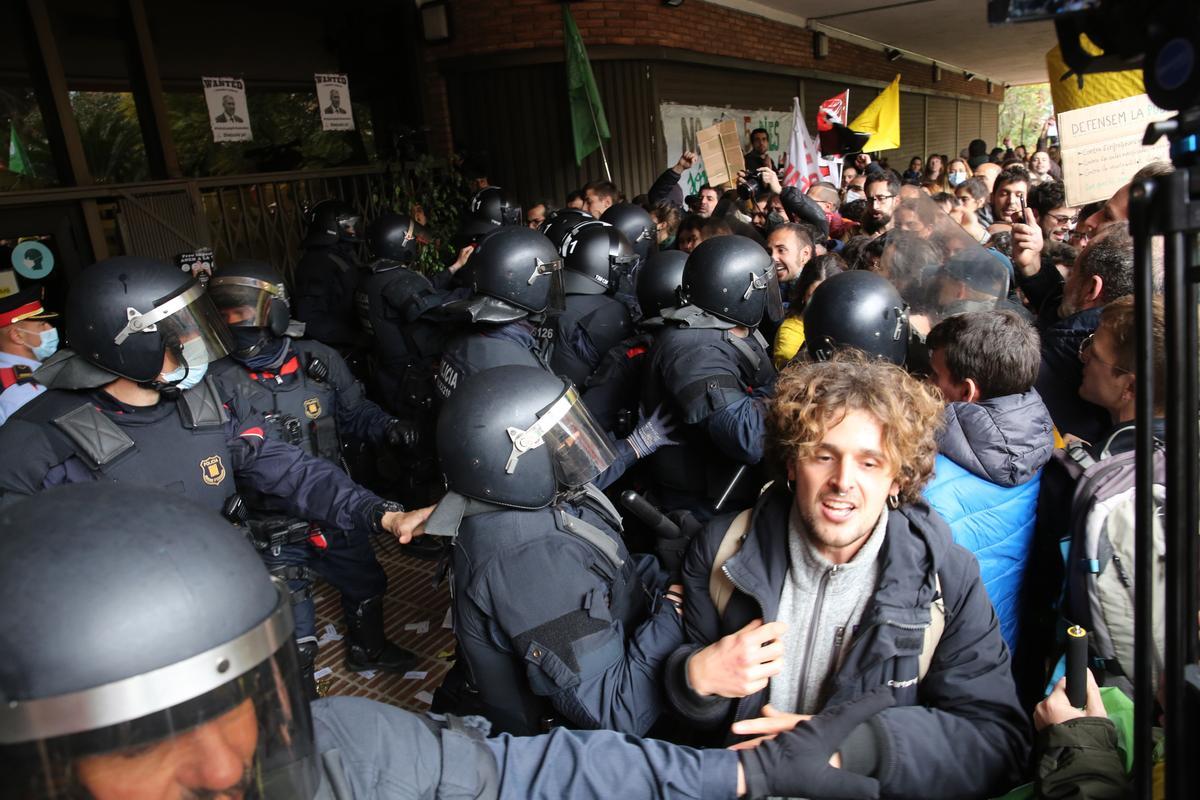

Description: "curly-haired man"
663 351 1030 799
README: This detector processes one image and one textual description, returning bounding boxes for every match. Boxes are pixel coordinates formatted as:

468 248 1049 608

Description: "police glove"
656 510 702 582
625 405 678 459
738 688 894 800
386 419 420 450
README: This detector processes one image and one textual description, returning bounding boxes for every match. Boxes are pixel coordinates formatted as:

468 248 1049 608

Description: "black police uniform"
435 320 549 402
294 242 364 349
209 339 396 644
0 369 383 533
547 293 634 389
643 317 775 516
436 486 682 737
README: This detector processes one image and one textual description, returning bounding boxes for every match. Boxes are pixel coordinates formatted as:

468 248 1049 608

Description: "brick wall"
420 0 1002 153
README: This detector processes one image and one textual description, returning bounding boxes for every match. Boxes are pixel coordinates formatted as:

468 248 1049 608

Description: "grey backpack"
1060 430 1166 697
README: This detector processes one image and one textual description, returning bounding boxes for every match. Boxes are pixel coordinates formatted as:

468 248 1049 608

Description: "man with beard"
861 171 899 236
989 167 1031 230
1029 181 1077 245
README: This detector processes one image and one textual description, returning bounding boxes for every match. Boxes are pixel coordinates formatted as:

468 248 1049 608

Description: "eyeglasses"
1048 213 1079 225
1078 333 1131 374
866 194 895 205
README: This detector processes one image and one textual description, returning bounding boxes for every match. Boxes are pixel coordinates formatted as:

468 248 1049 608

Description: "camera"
738 173 764 202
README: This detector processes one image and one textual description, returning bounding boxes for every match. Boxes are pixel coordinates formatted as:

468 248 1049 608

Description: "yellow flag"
850 75 901 152
1046 40 1146 115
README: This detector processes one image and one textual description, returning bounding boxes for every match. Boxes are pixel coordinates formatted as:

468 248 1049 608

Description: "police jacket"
643 313 775 508
664 485 1030 799
924 390 1054 651
310 695 738 799
448 487 683 737
435 320 548 402
0 371 383 535
354 260 450 371
582 330 656 434
293 244 363 348
548 293 633 389
210 339 392 464
1035 305 1110 443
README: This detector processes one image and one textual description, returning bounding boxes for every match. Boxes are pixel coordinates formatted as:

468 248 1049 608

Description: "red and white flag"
782 97 821 191
816 91 850 185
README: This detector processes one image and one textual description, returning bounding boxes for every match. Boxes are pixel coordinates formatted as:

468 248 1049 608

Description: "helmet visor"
114 281 234 365
506 384 616 488
209 276 287 329
529 255 565 314
0 587 319 799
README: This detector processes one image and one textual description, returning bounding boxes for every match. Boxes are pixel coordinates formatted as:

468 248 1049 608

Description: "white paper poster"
315 73 355 131
203 77 252 142
1057 93 1172 207
659 103 791 196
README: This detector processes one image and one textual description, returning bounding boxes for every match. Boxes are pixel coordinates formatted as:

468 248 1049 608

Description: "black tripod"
1129 106 1200 799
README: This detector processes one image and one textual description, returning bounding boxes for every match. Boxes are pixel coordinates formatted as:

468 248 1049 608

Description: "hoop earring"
786 479 795 493
887 494 900 509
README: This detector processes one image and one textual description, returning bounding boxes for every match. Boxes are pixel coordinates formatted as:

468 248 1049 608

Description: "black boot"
297 636 320 699
344 596 418 673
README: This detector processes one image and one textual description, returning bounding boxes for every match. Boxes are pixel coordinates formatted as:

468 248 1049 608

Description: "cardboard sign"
176 247 215 285
203 77 252 142
696 120 745 189
315 73 355 131
660 103 791 196
1057 93 1172 207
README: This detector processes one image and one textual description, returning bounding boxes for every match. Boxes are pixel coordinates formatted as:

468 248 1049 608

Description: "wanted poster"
203 77 253 142
315 74 355 131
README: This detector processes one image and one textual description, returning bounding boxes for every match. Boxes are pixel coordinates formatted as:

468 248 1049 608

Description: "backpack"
708 503 945 682
1059 429 1166 697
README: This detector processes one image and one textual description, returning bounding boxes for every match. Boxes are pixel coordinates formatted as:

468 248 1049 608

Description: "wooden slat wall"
925 96 958 163
981 103 1000 150
957 101 981 155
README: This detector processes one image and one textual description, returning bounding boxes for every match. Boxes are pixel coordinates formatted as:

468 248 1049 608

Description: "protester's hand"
626 405 678 459
729 704 813 750
855 153 872 169
1011 207 1044 277
738 689 894 800
383 505 435 544
448 244 475 274
758 167 782 194
674 151 698 174
687 619 788 698
1034 671 1107 731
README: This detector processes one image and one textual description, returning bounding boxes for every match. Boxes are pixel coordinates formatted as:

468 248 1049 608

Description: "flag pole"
582 86 612 182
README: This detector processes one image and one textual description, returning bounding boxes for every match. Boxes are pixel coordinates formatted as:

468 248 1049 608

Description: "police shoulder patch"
200 455 226 486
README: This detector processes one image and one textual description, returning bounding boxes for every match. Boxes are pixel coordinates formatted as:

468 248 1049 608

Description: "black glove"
739 688 894 800
655 510 703 582
386 419 420 450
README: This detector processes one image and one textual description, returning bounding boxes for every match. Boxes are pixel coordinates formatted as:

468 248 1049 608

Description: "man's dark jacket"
663 485 1030 799
1034 305 1109 443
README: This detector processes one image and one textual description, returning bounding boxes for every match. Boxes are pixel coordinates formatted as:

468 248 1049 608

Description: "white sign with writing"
315 73 355 131
1057 93 1172 207
660 103 791 197
203 77 252 142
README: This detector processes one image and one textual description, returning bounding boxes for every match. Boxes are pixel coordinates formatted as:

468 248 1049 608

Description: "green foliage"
387 154 471 275
998 84 1054 151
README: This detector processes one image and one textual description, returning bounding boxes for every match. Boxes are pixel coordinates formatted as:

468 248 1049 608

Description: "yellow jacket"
772 317 805 370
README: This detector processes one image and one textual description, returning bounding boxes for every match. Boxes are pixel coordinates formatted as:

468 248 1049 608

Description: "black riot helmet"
367 212 429 265
437 366 616 509
803 270 910 365
559 220 635 296
538 207 592 249
678 235 781 328
0 483 319 798
441 227 564 324
304 198 362 246
467 186 523 227
636 250 688 320
66 256 233 384
601 203 656 261
208 259 292 358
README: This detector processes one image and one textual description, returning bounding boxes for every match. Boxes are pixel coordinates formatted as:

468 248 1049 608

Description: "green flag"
8 122 34 177
563 6 610 166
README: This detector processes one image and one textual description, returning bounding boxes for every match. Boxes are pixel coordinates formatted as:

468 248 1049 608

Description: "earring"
887 493 900 509
786 479 795 493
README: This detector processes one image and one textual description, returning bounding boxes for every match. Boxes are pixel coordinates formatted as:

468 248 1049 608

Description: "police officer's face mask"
17 325 59 361
160 337 209 391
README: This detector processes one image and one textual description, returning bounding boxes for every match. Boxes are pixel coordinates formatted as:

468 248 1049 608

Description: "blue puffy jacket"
925 390 1055 650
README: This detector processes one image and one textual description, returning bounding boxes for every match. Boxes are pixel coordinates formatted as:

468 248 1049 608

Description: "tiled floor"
311 538 455 711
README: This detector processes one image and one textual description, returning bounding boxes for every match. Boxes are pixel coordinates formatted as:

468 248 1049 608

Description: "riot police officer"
802 269 911 365
546 219 637 388
642 236 781 517
0 257 428 540
293 198 366 349
428 365 684 736
0 483 773 799
433 226 562 402
208 259 421 681
452 185 523 251
601 202 656 316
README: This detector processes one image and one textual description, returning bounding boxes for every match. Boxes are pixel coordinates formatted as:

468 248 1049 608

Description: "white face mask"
948 172 968 187
845 190 866 203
